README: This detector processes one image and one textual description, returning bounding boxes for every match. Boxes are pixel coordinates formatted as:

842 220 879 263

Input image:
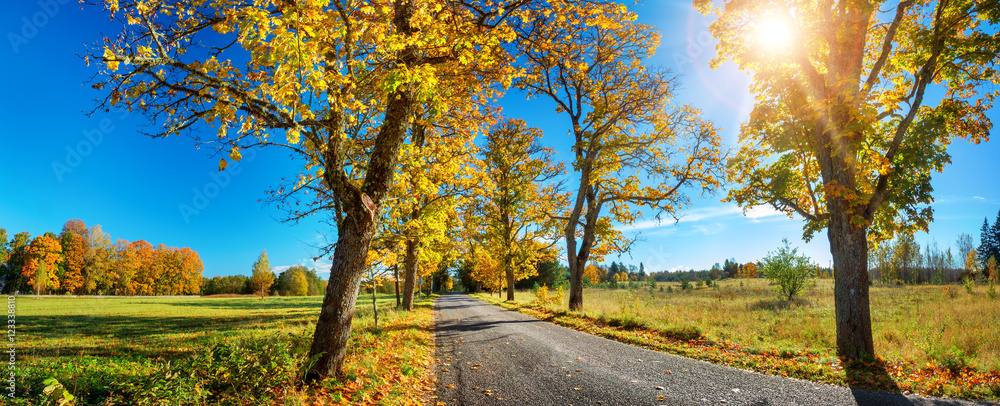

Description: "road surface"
431 293 992 406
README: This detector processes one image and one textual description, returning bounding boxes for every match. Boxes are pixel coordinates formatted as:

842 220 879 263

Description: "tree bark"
829 209 875 361
305 209 375 380
402 237 418 311
505 266 515 301
394 265 401 307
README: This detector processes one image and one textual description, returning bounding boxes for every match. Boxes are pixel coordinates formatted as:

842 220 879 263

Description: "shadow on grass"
843 359 939 406
20 312 316 359
747 298 811 311
164 296 323 311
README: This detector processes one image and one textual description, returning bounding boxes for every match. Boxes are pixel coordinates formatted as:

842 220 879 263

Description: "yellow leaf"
287 128 301 144
103 46 119 71
218 158 228 171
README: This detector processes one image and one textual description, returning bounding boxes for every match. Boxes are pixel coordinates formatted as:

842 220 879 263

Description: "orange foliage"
60 219 88 294
22 235 63 294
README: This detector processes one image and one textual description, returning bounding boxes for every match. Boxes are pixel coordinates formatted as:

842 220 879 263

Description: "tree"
59 219 88 294
0 229 9 292
956 233 975 269
275 266 311 297
515 1 726 311
582 264 603 286
722 259 739 279
4 232 31 293
987 256 998 286
703 0 1000 360
979 212 1000 270
250 250 275 300
740 262 759 279
762 239 815 301
22 235 63 295
92 0 538 380
892 234 922 284
469 119 565 301
965 250 982 280
84 225 113 294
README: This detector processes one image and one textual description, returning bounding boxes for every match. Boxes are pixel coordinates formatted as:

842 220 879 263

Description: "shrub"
762 239 816 301
678 274 692 291
963 276 976 295
124 333 308 405
534 284 562 306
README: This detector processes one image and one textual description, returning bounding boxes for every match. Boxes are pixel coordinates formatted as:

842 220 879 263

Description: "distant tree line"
0 220 203 295
868 210 1000 285
201 265 327 296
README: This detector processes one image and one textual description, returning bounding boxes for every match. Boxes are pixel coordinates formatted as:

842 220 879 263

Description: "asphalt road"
430 293 993 406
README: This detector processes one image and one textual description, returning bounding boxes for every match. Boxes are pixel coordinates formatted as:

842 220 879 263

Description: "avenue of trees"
89 0 999 377
0 220 203 296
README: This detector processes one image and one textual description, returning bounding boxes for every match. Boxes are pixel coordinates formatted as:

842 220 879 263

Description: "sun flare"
755 15 794 52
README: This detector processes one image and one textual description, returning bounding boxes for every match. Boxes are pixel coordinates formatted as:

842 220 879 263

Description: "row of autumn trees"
93 0 999 379
0 220 203 295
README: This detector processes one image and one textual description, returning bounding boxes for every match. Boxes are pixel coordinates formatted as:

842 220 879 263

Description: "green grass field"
14 293 436 405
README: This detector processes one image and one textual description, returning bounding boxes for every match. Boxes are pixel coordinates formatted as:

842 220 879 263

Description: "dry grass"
508 278 1000 372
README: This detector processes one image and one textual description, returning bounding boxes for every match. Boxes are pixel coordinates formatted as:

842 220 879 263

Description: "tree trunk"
402 238 418 311
394 265 401 308
829 209 875 361
305 213 375 380
372 286 379 330
505 266 515 301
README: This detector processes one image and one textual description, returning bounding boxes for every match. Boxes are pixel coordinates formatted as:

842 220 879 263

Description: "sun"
755 15 795 53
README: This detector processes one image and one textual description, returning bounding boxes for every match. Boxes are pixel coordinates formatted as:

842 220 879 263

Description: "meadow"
14 294 437 405
480 278 1000 399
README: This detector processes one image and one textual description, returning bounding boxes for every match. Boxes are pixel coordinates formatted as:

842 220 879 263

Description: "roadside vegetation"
16 294 437 405
475 278 1000 400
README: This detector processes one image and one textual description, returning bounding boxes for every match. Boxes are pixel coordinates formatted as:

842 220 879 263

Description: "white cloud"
622 205 741 231
974 196 986 201
621 204 784 232
744 205 784 219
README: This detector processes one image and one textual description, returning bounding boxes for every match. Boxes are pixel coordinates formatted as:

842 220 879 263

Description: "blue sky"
1 1 998 278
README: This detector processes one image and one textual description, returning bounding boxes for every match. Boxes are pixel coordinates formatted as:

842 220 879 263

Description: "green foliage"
964 277 976 295
201 274 252 295
979 212 1000 271
125 333 306 405
42 378 76 406
762 239 815 301
678 274 692 291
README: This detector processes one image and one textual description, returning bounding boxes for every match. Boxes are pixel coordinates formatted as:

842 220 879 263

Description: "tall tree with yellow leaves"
91 0 547 379
250 250 275 299
514 1 727 311
470 119 565 301
699 0 1000 360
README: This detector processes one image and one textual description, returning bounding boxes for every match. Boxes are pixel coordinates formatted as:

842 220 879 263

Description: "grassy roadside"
473 290 1000 401
15 293 437 405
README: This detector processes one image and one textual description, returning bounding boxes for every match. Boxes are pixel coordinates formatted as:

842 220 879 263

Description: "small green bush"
125 333 309 405
762 239 816 301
